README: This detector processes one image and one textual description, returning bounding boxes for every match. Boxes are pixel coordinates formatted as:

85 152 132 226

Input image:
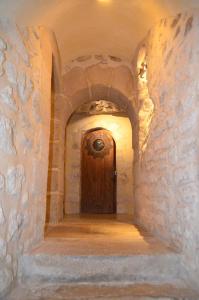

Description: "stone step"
19 252 182 285
5 282 199 300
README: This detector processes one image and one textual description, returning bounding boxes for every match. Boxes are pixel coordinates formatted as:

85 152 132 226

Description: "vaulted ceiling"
1 0 199 66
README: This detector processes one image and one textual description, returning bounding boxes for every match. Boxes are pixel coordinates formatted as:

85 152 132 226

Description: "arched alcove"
46 55 138 223
65 100 134 215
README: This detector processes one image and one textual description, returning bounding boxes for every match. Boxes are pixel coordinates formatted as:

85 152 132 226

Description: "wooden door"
81 129 116 214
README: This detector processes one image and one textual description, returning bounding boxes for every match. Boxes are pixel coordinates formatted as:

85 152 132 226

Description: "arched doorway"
81 128 116 214
64 100 134 216
47 57 137 223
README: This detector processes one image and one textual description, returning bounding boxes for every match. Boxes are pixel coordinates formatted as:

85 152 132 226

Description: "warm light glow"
97 118 121 140
97 0 112 4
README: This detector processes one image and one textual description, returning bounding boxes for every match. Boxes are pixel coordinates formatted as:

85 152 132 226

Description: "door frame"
80 127 117 214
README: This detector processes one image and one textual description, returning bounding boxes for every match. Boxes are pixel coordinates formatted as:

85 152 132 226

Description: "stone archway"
65 100 134 215
47 55 138 223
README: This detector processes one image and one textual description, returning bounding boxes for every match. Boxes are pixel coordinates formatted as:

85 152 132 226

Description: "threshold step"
19 251 182 285
5 283 199 300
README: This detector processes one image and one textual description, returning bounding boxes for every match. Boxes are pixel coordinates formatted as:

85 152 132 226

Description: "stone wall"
134 11 199 286
0 21 52 297
65 113 134 215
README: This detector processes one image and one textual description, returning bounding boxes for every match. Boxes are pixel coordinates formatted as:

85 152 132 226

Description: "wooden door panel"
81 129 116 214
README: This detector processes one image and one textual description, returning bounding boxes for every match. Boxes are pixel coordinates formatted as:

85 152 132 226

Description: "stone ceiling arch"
61 55 138 128
5 0 199 65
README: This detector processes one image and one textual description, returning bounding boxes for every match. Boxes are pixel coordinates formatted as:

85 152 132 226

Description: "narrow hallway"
1 1 199 299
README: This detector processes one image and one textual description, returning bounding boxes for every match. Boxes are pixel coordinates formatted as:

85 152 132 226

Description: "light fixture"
97 0 112 4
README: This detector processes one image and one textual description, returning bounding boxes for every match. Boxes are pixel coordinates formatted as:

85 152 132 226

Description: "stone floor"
42 214 177 255
5 215 199 300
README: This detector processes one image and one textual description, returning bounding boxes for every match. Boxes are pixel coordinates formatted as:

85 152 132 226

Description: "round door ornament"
93 139 105 151
85 132 113 158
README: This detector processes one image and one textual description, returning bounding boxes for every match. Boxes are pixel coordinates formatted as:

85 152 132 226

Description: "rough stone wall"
135 11 199 286
65 113 134 215
136 46 154 156
0 21 52 296
47 55 137 223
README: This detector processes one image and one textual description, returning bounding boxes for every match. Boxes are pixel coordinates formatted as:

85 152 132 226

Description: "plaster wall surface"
0 20 52 297
65 113 134 215
135 11 199 286
2 0 199 67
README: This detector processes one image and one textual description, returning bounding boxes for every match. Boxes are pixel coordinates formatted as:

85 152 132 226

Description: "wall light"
97 0 112 4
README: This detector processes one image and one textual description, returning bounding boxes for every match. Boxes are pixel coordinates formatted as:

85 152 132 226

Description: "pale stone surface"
6 165 25 197
6 283 199 300
6 255 12 266
0 267 13 298
63 67 88 97
7 210 23 241
0 21 53 298
0 113 16 154
136 46 154 155
20 132 33 154
20 111 31 128
110 65 134 99
86 64 112 99
6 283 198 300
22 192 29 206
0 50 5 76
17 73 33 103
0 37 6 50
19 216 182 286
0 86 18 111
134 12 199 289
0 37 6 76
20 249 182 286
0 238 7 257
0 206 5 225
4 21 30 66
5 62 17 84
0 172 5 191
32 90 42 122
